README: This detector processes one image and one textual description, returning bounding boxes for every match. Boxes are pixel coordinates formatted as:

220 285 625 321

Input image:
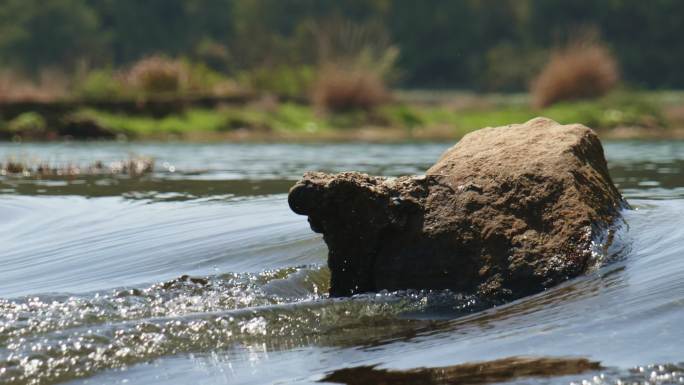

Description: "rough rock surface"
289 118 626 299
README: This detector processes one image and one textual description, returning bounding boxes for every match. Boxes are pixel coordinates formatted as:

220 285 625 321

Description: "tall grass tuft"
531 39 619 108
0 69 69 102
312 65 390 111
311 20 398 111
126 55 190 95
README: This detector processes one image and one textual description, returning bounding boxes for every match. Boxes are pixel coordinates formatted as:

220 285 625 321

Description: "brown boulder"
289 118 627 299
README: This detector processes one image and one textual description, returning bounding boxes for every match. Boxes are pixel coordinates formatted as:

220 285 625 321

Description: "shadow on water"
0 174 295 200
320 356 603 385
319 358 684 385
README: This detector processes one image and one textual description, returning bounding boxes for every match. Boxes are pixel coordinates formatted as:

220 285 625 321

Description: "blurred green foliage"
74 69 126 100
51 90 668 139
74 103 329 137
0 0 683 90
239 66 315 98
4 111 47 139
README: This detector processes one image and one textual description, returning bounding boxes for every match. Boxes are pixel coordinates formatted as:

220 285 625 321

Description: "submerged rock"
59 113 117 139
289 118 627 299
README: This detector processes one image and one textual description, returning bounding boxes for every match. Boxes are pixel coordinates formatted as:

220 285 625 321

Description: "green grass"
247 103 328 133
381 90 668 135
74 103 332 138
5 90 675 140
74 108 231 136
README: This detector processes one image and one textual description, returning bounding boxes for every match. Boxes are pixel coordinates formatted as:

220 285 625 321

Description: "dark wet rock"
319 356 602 385
59 113 117 139
289 118 626 299
167 274 210 288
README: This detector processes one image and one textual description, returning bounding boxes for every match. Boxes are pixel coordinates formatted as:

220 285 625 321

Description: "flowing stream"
1 140 684 385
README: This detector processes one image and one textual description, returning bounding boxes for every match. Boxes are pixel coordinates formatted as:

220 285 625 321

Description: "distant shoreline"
2 90 683 142
3 125 684 144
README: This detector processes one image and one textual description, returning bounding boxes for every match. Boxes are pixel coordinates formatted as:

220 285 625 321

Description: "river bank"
1 90 683 142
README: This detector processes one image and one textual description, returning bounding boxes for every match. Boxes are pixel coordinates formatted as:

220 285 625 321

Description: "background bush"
75 69 126 100
531 40 619 108
0 1 683 93
125 56 190 96
312 65 390 111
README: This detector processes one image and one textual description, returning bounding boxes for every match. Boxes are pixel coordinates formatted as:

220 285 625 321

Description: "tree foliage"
0 0 682 89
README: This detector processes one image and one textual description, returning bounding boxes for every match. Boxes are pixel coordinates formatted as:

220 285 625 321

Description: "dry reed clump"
310 19 398 111
531 41 619 108
312 65 390 111
125 55 189 95
0 69 69 103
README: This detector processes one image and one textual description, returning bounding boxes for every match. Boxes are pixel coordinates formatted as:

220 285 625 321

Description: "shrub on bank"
77 60 239 100
531 40 619 108
239 65 314 99
483 43 547 92
5 112 48 139
126 56 190 95
183 61 242 96
75 69 126 100
311 65 390 111
0 70 69 103
311 19 398 111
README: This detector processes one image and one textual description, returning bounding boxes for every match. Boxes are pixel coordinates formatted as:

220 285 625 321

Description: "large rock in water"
289 118 626 299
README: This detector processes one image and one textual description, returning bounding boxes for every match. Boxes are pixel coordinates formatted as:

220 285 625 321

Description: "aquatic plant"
0 157 154 177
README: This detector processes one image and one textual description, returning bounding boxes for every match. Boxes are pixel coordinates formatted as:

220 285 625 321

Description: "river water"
0 141 683 385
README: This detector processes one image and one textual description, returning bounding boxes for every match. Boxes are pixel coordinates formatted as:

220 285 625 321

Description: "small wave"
0 269 488 385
